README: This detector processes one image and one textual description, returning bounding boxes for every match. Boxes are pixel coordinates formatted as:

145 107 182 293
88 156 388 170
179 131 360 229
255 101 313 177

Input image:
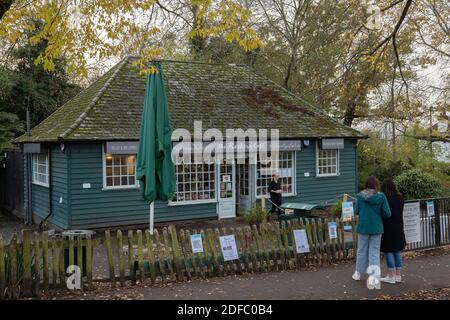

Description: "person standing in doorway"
352 176 391 289
268 172 283 217
380 178 406 284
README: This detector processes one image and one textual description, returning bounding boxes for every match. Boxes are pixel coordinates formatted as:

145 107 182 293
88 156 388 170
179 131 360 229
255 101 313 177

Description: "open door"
217 160 236 219
237 158 252 213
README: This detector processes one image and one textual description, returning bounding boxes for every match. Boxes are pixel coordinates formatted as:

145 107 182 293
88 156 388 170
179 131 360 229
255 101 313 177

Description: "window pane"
106 154 113 165
104 154 136 187
173 162 216 202
256 152 294 196
32 154 49 185
318 149 337 176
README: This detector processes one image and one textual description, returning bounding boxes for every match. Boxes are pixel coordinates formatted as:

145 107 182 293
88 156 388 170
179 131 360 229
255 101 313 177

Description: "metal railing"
404 197 450 251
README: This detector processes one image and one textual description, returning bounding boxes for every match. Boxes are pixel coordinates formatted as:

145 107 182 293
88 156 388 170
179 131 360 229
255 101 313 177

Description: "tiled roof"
16 56 366 143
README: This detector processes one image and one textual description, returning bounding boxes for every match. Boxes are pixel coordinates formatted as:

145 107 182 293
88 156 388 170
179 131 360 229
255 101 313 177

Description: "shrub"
394 169 443 200
243 204 270 224
329 200 343 219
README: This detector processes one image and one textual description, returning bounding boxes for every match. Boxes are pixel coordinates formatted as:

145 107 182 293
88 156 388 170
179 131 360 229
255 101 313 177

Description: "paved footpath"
63 248 450 300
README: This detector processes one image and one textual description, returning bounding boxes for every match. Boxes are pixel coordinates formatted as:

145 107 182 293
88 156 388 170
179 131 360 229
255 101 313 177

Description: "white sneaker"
380 276 396 284
395 275 402 283
367 275 381 290
352 271 361 281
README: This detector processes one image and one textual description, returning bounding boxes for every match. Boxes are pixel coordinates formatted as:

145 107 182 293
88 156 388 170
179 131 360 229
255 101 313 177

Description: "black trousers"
270 196 283 216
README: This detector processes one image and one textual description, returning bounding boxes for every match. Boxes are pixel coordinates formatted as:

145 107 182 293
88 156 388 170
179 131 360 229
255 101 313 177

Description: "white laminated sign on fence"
403 202 421 244
190 234 204 254
219 234 239 261
293 229 310 253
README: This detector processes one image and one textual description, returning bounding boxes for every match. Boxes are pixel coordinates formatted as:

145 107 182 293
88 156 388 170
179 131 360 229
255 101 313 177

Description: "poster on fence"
426 200 435 217
219 235 239 261
293 229 310 253
342 201 354 222
343 225 353 243
403 202 421 243
190 234 204 254
328 222 338 239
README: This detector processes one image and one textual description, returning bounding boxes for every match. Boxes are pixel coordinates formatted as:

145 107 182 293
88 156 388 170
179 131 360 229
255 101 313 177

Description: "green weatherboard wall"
25 139 357 230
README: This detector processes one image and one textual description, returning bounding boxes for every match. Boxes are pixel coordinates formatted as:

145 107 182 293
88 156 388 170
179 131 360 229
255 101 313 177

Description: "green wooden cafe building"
15 56 366 230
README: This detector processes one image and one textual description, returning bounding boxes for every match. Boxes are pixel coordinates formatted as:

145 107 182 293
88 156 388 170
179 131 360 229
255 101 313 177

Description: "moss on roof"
16 56 365 143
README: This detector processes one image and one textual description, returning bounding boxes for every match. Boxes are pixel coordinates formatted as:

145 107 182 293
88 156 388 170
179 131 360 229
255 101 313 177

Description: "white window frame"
169 161 217 206
32 153 49 187
255 151 297 199
316 141 340 177
102 150 139 190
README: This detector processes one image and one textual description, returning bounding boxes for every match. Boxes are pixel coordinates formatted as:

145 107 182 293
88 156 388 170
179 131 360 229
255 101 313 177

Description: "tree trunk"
343 99 358 127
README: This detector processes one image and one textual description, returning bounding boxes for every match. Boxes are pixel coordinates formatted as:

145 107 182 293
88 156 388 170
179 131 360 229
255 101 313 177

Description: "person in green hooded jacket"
352 176 391 288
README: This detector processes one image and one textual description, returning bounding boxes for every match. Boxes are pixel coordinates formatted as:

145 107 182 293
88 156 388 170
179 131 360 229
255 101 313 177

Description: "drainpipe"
25 110 33 225
40 147 52 231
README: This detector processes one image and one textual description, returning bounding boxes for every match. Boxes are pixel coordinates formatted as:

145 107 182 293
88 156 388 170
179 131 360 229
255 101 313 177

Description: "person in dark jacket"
379 178 406 284
352 176 391 289
268 172 283 216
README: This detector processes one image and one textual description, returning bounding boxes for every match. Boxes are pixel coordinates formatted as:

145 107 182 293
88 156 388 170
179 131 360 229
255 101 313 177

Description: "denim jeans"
384 251 402 271
356 234 382 274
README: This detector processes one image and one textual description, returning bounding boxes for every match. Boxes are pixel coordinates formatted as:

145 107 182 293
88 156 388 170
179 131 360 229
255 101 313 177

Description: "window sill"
256 193 296 199
32 181 49 188
316 173 340 178
168 199 217 206
102 186 140 191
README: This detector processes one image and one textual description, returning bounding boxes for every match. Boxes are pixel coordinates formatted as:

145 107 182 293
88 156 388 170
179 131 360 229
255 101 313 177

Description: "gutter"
39 147 52 230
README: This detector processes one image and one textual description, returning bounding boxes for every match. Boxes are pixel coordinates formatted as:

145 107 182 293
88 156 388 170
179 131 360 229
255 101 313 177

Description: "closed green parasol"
136 62 176 231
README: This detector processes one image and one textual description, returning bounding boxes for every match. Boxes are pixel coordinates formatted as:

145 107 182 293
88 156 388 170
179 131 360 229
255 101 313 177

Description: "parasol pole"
149 201 154 235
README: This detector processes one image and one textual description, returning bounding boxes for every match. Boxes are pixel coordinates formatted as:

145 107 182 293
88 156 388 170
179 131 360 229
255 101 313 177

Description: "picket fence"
0 217 357 299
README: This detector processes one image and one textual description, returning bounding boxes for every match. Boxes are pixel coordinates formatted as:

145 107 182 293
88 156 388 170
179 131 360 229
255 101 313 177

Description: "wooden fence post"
184 229 194 280
200 229 211 277
9 234 18 299
105 230 115 288
245 226 257 272
22 230 32 297
219 228 231 276
154 229 165 283
168 225 184 281
310 219 320 266
252 225 265 271
235 227 249 273
162 227 175 281
274 222 286 269
214 228 226 276
296 219 307 268
206 229 220 277
33 232 41 296
136 230 145 283
301 218 316 266
86 233 93 291
324 219 332 264
128 230 136 285
145 230 156 284
0 235 5 299
76 235 83 290
58 237 65 288
317 219 326 266
42 231 49 293
351 218 358 258
280 221 291 269
117 230 125 287
51 237 58 289
258 223 272 271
